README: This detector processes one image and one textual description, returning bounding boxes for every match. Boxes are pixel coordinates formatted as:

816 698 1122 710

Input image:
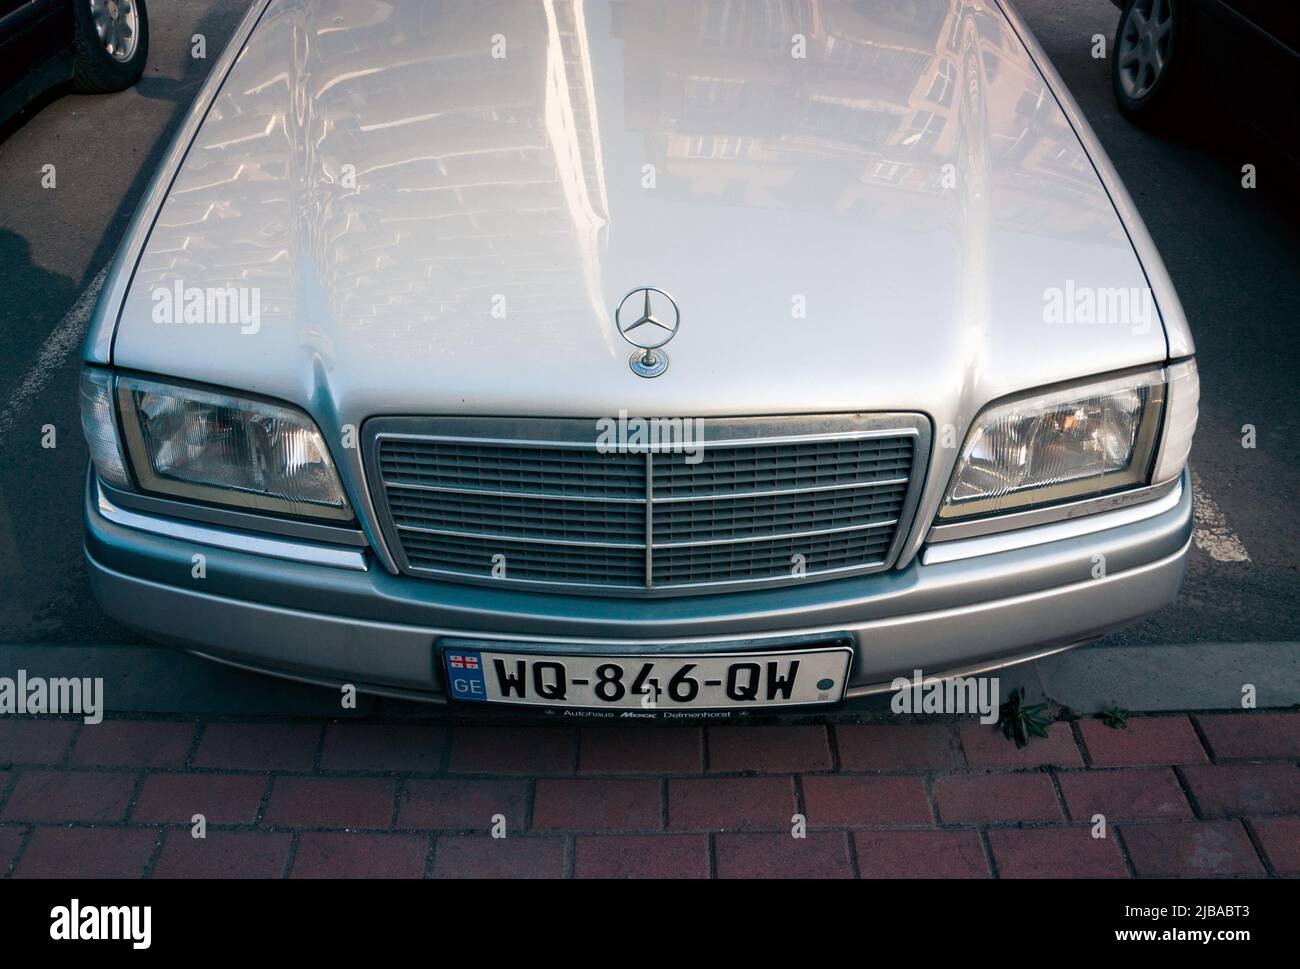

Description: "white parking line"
0 266 107 443
1190 469 1251 562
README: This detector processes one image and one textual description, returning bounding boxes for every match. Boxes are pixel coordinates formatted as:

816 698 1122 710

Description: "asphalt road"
0 0 1294 663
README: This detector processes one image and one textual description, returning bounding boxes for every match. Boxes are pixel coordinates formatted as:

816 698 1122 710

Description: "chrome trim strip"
644 451 655 589
921 472 1185 566
654 519 898 550
378 474 911 505
403 558 888 592
100 482 369 547
394 517 897 551
926 475 1183 544
383 481 647 504
395 523 646 549
95 480 368 572
651 476 912 504
378 427 919 451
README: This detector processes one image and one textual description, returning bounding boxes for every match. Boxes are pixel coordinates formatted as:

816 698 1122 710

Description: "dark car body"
0 0 76 126
1112 0 1300 162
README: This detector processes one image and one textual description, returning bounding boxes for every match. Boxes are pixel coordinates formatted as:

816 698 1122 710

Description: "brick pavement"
0 711 1295 878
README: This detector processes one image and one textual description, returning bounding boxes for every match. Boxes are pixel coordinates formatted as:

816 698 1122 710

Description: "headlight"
113 375 352 521
937 365 1194 521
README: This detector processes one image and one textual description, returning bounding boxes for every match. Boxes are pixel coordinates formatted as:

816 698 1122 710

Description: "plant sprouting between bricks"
1101 702 1130 729
996 687 1053 748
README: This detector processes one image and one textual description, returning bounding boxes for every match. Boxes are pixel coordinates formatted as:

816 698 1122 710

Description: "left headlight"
112 375 352 521
937 364 1194 521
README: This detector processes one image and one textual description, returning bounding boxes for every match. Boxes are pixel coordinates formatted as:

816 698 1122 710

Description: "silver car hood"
109 0 1172 434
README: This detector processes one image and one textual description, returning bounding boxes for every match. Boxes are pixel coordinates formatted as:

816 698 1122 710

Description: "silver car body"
83 0 1195 703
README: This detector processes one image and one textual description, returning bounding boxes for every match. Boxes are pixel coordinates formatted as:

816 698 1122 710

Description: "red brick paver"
575 835 709 878
431 836 565 878
579 727 703 775
707 725 832 772
0 720 77 765
854 830 989 878
396 778 528 831
70 721 196 768
835 724 964 771
290 832 429 878
1121 820 1265 877
1180 763 1300 817
447 727 576 775
1195 712 1300 761
988 827 1128 878
532 778 661 831
800 774 931 826
933 773 1063 825
715 831 853 878
5 709 1291 878
152 829 290 878
1249 817 1300 876
1077 716 1207 767
0 826 27 874
668 776 796 830
14 826 158 878
319 724 447 773
132 772 267 825
193 723 320 772
262 776 396 829
1057 768 1192 821
3 770 135 823
960 722 1082 768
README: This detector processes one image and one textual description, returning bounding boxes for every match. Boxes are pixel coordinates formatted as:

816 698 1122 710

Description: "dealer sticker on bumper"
441 644 852 711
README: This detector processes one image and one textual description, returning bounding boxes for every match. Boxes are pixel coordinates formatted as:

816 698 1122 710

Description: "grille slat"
397 531 646 587
652 529 895 586
387 486 645 544
372 418 921 594
652 482 907 544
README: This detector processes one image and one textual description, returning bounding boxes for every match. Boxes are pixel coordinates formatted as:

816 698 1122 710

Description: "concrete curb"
1029 641 1300 714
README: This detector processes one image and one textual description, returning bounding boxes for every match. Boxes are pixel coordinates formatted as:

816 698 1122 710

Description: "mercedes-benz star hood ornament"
615 287 679 378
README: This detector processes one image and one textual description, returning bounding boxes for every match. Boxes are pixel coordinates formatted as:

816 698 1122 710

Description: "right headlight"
938 361 1197 521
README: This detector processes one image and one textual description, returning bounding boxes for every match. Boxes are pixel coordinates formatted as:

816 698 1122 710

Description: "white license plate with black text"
441 644 853 710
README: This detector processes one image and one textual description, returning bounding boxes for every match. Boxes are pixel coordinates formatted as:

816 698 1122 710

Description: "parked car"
1111 0 1300 162
0 0 149 127
80 0 1198 715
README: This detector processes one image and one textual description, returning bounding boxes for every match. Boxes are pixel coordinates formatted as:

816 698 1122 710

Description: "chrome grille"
367 415 927 595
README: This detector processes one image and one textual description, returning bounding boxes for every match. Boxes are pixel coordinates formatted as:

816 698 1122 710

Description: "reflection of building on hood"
615 0 1112 238
123 0 611 349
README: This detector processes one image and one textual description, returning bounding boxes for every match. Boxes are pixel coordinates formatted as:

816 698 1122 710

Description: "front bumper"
84 469 1192 702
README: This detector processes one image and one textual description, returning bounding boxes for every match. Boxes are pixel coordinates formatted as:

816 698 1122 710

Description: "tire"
1111 0 1188 126
72 0 150 94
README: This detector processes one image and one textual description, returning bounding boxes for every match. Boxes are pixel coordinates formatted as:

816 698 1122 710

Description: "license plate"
440 642 853 711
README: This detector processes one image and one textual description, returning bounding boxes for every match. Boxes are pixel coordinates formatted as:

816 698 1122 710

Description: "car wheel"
72 0 150 94
1112 0 1187 124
